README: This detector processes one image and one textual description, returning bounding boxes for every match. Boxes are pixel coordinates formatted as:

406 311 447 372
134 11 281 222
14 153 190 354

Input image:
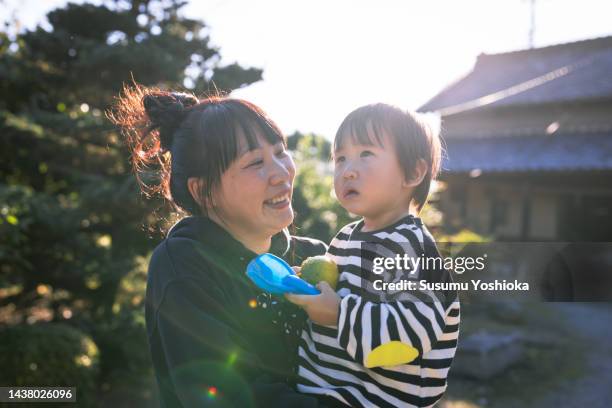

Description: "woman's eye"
360 150 374 158
276 149 287 158
247 159 263 168
335 156 346 163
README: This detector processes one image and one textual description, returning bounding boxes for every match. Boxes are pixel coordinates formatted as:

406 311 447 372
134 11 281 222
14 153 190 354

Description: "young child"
286 104 460 408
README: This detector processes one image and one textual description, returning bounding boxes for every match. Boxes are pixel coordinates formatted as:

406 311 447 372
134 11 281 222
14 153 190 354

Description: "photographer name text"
373 279 529 292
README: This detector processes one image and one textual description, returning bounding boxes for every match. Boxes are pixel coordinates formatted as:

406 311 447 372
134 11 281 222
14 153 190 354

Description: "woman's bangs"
229 102 285 153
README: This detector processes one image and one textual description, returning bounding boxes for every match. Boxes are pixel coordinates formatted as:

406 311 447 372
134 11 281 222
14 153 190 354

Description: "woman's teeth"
266 193 289 205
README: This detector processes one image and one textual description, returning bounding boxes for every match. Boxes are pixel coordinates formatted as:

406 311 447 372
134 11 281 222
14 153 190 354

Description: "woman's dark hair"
334 103 442 213
108 84 286 217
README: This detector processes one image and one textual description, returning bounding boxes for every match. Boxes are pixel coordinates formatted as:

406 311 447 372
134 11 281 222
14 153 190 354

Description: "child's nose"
342 166 358 180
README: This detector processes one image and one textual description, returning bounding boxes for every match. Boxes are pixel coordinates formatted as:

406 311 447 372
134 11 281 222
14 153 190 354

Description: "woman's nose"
269 157 293 185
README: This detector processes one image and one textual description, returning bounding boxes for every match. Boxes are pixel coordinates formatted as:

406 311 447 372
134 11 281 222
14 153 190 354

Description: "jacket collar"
168 216 291 262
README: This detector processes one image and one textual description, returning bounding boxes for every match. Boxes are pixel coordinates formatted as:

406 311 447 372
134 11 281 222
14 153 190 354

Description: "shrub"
0 323 99 406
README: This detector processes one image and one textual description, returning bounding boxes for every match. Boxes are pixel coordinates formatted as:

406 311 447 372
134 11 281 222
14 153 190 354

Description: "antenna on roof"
528 0 536 48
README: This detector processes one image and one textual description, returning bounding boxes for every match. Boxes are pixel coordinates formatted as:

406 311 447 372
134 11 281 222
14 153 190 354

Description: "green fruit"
300 256 339 290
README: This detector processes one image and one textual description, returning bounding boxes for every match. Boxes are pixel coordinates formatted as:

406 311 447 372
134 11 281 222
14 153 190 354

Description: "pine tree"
0 1 261 402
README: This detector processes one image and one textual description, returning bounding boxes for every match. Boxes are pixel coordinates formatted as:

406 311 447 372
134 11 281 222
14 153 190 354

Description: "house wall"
440 175 612 241
488 185 523 238
466 185 489 233
528 193 557 240
441 181 559 240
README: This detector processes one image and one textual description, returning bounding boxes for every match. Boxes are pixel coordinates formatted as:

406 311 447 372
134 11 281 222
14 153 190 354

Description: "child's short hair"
334 103 442 212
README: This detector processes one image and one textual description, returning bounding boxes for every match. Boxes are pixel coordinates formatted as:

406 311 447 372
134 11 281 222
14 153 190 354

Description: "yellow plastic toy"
365 341 419 368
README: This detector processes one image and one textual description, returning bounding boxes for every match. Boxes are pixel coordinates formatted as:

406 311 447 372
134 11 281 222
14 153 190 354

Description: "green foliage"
436 228 491 243
287 131 332 161
1 1 262 111
0 323 99 406
288 132 356 243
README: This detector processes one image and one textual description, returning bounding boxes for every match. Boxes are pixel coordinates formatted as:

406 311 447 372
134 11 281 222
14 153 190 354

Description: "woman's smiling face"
210 131 296 240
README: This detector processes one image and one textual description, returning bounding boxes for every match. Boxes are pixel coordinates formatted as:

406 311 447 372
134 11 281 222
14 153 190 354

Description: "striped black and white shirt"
296 215 460 407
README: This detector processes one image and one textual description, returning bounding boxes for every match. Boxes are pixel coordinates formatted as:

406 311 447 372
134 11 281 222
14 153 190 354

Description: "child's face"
333 130 411 222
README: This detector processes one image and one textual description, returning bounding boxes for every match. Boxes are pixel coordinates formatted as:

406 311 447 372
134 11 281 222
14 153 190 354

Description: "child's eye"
360 150 374 158
276 148 288 158
335 156 346 163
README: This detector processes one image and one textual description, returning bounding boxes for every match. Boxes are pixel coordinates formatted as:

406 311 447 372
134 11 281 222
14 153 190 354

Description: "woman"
110 86 330 407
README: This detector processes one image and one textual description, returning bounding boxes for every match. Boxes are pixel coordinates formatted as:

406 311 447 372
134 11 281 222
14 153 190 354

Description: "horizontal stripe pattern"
296 219 460 407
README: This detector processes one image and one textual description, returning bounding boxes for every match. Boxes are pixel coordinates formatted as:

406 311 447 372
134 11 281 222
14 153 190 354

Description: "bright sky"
3 0 612 138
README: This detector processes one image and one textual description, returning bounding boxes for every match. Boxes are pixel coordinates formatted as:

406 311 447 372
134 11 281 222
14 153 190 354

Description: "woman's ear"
403 159 428 188
187 177 209 208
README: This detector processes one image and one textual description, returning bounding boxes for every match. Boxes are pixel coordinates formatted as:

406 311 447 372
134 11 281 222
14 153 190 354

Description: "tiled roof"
441 132 612 173
420 36 612 115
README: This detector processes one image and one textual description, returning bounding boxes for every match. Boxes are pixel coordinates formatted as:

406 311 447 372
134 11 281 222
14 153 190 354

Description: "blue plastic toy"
246 253 320 295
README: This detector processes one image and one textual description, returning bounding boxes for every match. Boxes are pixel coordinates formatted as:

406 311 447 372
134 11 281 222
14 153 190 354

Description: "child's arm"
286 282 459 367
336 291 460 368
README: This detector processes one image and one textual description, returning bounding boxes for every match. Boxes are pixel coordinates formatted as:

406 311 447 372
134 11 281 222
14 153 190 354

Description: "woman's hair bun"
143 92 199 151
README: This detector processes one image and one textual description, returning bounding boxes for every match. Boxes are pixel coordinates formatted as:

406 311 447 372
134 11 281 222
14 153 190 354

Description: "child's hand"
285 281 341 327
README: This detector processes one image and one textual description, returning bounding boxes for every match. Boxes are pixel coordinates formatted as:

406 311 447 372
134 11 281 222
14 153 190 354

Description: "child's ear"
403 159 428 188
